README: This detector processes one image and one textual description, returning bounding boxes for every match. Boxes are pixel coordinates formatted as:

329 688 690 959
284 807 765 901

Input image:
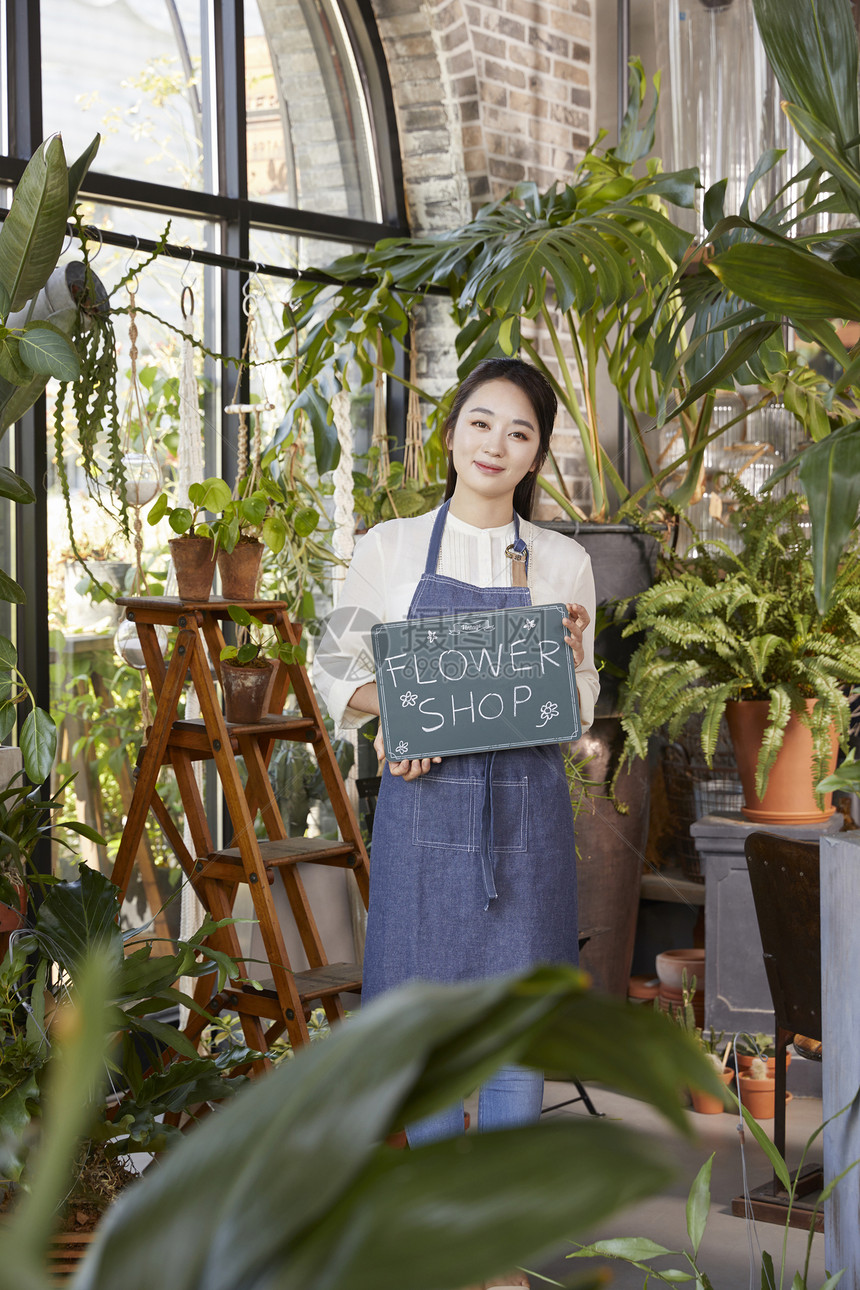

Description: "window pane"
46 207 219 924
41 0 210 191
246 0 382 221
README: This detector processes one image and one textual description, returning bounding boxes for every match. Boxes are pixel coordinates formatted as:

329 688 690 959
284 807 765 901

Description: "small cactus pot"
690 1068 733 1115
738 1071 776 1120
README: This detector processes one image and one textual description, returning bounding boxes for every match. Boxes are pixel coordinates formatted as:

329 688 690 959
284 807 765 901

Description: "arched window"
0 0 405 876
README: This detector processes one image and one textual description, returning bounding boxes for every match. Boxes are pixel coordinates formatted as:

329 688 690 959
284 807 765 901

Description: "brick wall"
373 0 595 227
372 0 596 514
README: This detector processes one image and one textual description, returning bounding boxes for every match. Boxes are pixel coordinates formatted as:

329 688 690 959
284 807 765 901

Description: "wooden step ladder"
110 596 370 1070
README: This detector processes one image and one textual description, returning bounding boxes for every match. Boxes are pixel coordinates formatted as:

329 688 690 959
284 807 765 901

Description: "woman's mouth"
474 461 503 474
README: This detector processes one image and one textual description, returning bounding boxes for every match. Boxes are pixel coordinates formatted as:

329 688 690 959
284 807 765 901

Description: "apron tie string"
480 750 498 910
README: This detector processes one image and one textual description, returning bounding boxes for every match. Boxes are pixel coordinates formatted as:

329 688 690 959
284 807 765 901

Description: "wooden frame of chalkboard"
372 602 581 760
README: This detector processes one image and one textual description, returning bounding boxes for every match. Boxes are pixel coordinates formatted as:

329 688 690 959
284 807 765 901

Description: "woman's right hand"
374 726 441 781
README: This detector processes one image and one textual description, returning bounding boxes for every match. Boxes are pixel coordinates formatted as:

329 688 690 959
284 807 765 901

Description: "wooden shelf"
640 866 706 906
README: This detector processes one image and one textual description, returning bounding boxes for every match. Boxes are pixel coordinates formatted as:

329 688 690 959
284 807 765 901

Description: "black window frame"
2 0 408 732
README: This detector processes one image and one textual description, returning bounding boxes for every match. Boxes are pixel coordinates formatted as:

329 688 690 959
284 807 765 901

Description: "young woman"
314 357 598 1168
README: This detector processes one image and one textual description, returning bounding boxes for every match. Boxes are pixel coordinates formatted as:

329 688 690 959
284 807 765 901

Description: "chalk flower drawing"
427 630 438 643
400 690 418 707
395 741 409 756
537 701 559 727
524 617 536 630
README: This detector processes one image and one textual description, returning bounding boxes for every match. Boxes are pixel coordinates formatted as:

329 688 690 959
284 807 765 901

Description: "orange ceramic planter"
691 1068 734 1115
725 699 837 824
738 1072 776 1120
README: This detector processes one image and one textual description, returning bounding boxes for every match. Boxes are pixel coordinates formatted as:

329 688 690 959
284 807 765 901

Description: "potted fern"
616 485 860 823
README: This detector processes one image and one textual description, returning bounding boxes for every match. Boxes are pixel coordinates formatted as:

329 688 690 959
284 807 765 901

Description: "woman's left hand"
563 602 590 668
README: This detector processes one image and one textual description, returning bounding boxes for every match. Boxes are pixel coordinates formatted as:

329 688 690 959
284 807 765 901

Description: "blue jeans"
405 1064 544 1147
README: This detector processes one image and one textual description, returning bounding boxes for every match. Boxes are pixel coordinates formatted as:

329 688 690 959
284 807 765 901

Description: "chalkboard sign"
372 602 581 760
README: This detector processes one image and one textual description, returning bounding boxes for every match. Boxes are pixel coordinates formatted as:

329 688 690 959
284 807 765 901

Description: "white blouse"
313 507 599 735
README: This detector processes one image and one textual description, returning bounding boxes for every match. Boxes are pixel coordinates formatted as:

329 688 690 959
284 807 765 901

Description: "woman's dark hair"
443 357 557 521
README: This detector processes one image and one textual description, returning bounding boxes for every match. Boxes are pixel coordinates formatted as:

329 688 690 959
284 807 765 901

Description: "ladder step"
211 837 359 873
222 962 363 1015
167 716 319 757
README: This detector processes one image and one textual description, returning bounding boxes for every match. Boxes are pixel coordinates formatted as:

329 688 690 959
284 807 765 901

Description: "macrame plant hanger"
174 276 211 989
370 329 391 491
114 276 164 728
225 275 274 510
403 320 430 488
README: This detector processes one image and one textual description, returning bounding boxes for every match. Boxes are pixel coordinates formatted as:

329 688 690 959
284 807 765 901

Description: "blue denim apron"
362 502 578 1002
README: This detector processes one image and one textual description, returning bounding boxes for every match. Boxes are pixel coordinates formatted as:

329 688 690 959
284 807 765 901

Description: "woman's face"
446 378 541 502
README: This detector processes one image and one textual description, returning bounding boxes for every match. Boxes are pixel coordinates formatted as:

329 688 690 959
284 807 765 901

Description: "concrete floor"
472 1079 827 1289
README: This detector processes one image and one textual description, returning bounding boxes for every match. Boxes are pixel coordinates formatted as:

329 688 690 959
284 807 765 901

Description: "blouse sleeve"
568 550 599 735
524 522 600 735
312 527 386 730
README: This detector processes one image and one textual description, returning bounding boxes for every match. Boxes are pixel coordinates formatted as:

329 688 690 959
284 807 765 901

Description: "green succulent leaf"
0 134 70 314
0 467 35 505
168 508 193 535
67 134 100 211
19 706 57 784
685 1154 712 1257
0 336 34 385
796 420 860 612
18 322 81 380
261 514 286 553
0 567 26 604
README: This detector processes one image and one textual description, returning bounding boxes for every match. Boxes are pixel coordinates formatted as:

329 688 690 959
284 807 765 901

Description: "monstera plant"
668 0 860 613
281 62 736 528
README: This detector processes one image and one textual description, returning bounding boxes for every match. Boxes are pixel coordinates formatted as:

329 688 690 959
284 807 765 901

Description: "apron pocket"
413 775 477 851
491 777 529 853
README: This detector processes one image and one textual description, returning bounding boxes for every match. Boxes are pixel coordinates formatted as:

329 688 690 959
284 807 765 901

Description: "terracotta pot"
222 660 275 724
725 699 838 824
738 1071 776 1119
736 1052 791 1076
217 539 263 601
0 881 27 959
656 948 705 992
569 716 651 996
169 535 216 601
658 983 705 1029
47 1231 96 1281
691 1068 733 1115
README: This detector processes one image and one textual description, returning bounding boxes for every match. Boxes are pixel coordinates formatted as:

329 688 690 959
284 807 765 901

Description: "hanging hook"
87 225 103 263
242 273 253 318
180 247 195 285
181 284 195 320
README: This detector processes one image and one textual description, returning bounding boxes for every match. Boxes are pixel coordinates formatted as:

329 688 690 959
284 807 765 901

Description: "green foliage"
0 632 61 783
220 604 306 669
281 64 724 525
0 134 101 612
0 865 249 1202
147 475 232 537
0 963 723 1290
668 0 860 611
0 770 105 905
618 486 860 799
570 1090 860 1289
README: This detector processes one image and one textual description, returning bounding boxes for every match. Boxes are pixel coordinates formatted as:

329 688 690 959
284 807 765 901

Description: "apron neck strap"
424 501 522 576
